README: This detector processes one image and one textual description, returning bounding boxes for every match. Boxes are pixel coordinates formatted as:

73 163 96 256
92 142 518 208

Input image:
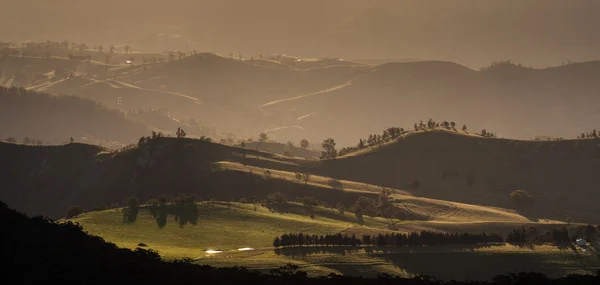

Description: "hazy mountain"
2 0 600 67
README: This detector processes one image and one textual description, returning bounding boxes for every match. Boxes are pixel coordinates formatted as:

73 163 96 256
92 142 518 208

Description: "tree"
509 190 535 210
176 127 186 139
357 139 365 149
69 137 74 143
259 133 268 142
124 45 131 54
267 192 288 204
6 137 16 143
78 43 88 52
462 125 467 132
109 45 115 54
336 203 345 215
123 197 140 224
451 122 456 129
302 173 311 184
300 139 309 149
320 138 337 159
65 206 83 218
295 172 303 182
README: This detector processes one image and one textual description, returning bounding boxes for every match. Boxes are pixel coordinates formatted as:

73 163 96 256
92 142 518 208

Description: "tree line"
506 225 598 245
325 118 499 159
274 231 504 248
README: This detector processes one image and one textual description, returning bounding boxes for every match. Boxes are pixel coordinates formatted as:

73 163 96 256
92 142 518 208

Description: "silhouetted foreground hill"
2 201 599 285
0 86 150 144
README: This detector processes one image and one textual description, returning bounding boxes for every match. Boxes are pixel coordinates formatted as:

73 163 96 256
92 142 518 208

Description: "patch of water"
203 249 223 254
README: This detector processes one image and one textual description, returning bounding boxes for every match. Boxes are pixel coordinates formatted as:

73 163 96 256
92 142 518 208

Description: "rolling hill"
3 129 600 226
305 129 600 223
6 52 600 146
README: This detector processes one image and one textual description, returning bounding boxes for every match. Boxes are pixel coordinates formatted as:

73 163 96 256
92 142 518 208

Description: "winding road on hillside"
111 80 201 103
257 79 356 111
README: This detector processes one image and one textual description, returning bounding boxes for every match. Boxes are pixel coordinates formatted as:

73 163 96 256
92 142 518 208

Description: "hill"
0 136 379 218
0 86 150 145
306 130 600 223
4 129 600 226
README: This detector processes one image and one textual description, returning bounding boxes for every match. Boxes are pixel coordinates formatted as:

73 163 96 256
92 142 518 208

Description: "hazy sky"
1 0 599 67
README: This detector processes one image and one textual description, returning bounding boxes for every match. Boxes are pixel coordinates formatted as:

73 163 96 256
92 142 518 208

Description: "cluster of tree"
320 138 337 159
274 231 503 248
507 225 598 245
339 127 406 156
480 129 498 138
147 194 199 228
122 197 140 224
5 201 600 285
577 129 599 139
274 233 361 247
413 118 463 132
1 136 45 145
294 172 311 184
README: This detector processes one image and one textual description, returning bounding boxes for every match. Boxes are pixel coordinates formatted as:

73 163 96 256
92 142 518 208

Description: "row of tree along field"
274 225 600 248
273 231 504 248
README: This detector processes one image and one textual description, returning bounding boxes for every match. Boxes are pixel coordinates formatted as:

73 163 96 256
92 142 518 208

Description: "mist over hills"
2 0 600 67
3 50 600 146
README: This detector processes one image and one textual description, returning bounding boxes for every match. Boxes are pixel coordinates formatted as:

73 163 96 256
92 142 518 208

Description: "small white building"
575 238 586 246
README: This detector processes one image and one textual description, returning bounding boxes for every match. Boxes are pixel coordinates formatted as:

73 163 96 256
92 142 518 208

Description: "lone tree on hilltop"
300 139 309 149
320 138 337 159
509 190 535 210
65 206 83 218
259 133 268 142
462 125 467 132
176 127 186 139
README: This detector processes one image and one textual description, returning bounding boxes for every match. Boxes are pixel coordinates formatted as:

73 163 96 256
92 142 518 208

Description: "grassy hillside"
69 202 388 259
69 201 599 280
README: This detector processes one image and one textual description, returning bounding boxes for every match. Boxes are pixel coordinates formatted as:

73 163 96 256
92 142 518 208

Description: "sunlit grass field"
69 201 600 280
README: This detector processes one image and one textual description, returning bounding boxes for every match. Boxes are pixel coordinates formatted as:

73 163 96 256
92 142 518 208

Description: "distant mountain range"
2 0 600 67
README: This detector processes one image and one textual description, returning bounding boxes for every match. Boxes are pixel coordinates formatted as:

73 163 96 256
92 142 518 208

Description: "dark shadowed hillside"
3 130 600 225
0 86 150 144
0 137 370 218
307 130 600 223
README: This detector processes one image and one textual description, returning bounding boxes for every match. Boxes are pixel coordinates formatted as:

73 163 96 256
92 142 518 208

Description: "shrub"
65 206 83 218
509 190 535 210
